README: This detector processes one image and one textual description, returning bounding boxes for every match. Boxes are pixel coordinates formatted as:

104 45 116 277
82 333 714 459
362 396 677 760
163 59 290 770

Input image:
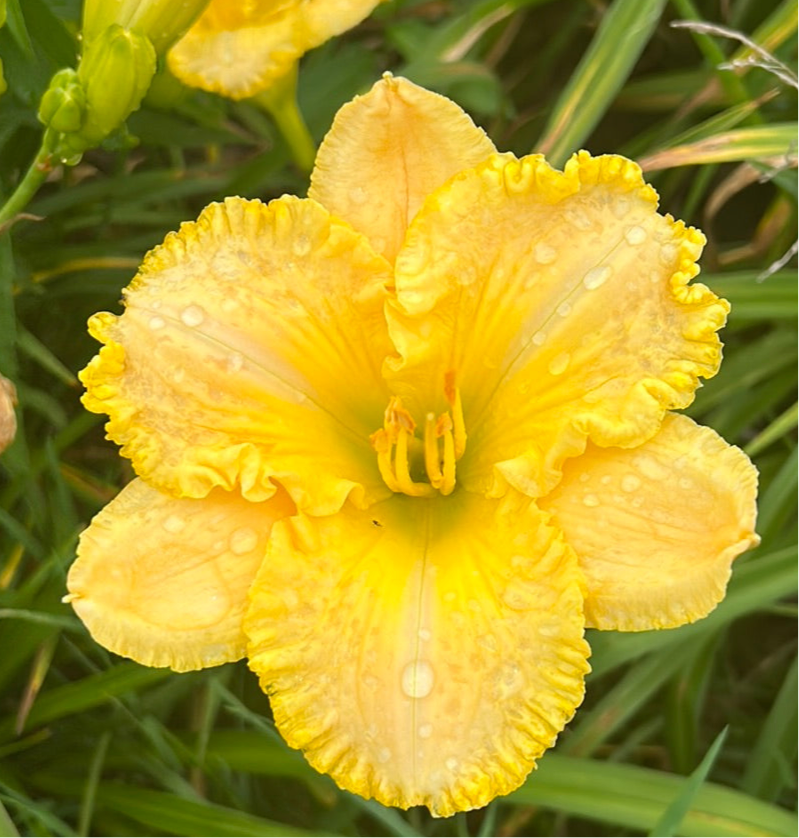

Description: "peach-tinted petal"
308 75 497 263
539 414 760 630
386 152 728 499
168 0 382 100
80 196 393 515
245 489 589 816
66 479 295 671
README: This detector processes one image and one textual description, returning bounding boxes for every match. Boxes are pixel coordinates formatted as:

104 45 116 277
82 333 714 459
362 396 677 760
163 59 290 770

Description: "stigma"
370 374 467 497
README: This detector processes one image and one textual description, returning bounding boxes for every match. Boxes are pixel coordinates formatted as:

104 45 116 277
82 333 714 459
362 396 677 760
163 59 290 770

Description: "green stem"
0 139 55 229
252 65 316 174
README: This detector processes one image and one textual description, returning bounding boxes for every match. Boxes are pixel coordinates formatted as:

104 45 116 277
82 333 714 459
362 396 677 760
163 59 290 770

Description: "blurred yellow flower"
66 76 759 816
0 373 16 453
167 0 383 99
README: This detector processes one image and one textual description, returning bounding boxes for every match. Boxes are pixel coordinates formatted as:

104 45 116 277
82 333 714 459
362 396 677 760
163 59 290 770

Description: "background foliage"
0 0 796 835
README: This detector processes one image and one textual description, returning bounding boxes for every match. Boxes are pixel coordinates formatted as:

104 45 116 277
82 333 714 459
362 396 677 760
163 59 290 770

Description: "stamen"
395 426 436 497
440 425 456 495
424 412 443 487
445 371 467 460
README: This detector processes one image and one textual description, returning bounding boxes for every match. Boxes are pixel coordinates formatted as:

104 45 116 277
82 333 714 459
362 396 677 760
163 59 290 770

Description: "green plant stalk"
252 66 316 174
0 140 53 229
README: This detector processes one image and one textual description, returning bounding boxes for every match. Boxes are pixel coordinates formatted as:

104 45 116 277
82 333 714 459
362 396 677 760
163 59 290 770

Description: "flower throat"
370 373 467 497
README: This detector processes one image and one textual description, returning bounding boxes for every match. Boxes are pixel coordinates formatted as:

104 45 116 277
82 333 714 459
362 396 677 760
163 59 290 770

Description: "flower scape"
65 76 760 817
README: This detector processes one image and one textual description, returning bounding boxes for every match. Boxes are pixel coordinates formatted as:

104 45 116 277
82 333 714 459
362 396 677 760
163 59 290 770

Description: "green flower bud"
82 0 210 53
77 24 156 145
38 68 86 133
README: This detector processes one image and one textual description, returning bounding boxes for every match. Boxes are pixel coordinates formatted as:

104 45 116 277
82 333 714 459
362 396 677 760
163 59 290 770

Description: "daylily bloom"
167 0 383 100
66 76 759 816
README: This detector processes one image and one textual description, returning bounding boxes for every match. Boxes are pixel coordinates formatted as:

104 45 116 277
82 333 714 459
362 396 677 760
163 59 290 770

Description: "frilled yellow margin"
385 151 728 499
540 414 760 630
80 196 394 515
66 479 295 671
246 489 590 816
168 0 383 100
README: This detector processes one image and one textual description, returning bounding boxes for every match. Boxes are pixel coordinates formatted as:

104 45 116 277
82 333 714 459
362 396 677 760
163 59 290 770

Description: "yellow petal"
66 479 294 671
168 0 382 100
308 75 497 263
387 151 728 499
246 489 589 816
80 196 393 515
539 414 760 630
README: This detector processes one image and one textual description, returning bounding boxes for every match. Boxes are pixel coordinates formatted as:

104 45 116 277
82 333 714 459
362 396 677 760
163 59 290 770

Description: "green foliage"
0 0 796 835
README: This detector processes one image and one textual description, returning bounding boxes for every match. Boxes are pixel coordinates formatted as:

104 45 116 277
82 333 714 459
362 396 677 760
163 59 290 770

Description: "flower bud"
77 24 156 146
38 68 86 133
82 0 210 53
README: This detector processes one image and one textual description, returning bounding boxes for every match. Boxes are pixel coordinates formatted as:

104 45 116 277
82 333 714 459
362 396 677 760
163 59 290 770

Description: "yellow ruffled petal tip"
69 77 759 818
168 0 383 100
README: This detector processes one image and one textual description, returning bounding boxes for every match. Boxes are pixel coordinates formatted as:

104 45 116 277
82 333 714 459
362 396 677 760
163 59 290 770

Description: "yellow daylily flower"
66 76 760 816
167 0 383 100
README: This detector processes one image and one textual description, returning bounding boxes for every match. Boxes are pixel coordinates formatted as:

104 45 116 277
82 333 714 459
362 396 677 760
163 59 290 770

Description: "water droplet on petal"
548 352 570 376
350 185 368 205
229 527 258 555
293 235 311 256
418 628 431 642
418 724 433 739
532 331 546 347
149 316 166 330
625 225 647 245
583 494 600 508
226 352 244 373
583 266 612 290
377 747 392 764
557 301 572 317
162 514 185 533
660 243 678 264
181 305 205 327
621 474 641 492
565 208 593 231
401 660 434 698
446 758 459 772
534 242 556 264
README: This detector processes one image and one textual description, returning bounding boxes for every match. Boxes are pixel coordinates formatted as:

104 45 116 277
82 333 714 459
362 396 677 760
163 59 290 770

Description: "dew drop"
583 494 600 508
565 208 592 231
579 472 591 483
162 514 186 533
149 316 166 330
534 242 556 265
634 455 669 480
181 305 205 327
377 747 392 764
621 474 641 493
350 185 368 205
532 331 546 347
583 266 612 290
660 243 678 264
557 301 572 317
229 527 258 555
226 352 244 373
418 628 431 642
418 724 433 739
548 352 570 376
446 758 459 772
293 235 311 256
625 225 647 245
401 660 435 698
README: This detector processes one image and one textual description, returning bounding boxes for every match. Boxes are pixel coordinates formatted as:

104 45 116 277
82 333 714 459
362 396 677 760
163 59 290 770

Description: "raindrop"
583 494 600 508
181 305 205 327
534 242 556 265
293 235 311 256
162 514 186 533
557 301 572 317
418 724 433 739
446 758 459 772
149 316 166 330
548 352 570 376
625 225 647 246
377 747 392 764
226 352 244 373
401 660 435 698
418 628 431 642
583 266 612 290
532 331 546 347
621 474 641 493
350 185 368 205
229 527 258 555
